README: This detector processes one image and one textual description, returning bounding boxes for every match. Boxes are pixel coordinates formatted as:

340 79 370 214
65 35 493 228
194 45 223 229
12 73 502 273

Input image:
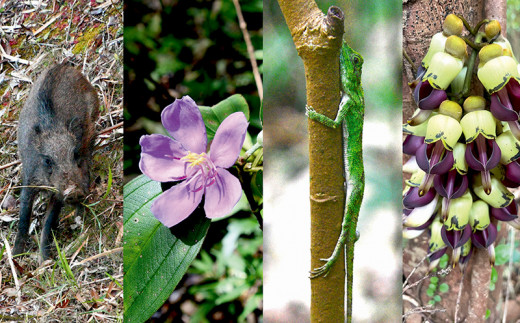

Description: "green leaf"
439 254 449 268
239 294 262 322
123 175 211 322
430 276 439 284
199 94 250 142
439 283 449 293
433 295 441 302
490 266 498 283
485 309 491 319
102 165 113 200
495 244 510 265
426 288 435 297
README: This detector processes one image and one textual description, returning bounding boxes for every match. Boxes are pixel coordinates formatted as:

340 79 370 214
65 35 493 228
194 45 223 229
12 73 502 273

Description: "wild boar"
13 63 99 261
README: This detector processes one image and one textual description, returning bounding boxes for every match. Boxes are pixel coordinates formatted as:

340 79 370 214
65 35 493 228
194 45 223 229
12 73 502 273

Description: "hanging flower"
139 96 249 227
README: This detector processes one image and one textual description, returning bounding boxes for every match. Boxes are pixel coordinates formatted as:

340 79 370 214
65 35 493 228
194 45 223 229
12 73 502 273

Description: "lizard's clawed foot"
305 105 316 117
309 257 335 278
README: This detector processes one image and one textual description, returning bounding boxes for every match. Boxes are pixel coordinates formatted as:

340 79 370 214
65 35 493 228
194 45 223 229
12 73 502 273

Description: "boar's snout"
62 183 87 203
61 169 89 203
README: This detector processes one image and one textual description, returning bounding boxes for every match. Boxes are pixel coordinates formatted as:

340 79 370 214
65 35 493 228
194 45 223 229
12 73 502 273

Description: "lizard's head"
340 43 363 87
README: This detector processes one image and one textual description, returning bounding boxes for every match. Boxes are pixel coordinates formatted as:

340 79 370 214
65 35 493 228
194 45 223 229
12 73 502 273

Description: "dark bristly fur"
13 64 99 261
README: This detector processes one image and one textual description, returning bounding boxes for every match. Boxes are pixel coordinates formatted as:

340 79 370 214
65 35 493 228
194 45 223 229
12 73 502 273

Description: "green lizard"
306 41 365 323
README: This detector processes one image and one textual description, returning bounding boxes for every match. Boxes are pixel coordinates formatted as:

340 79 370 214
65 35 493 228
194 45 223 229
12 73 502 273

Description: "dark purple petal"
414 80 448 110
161 96 207 154
507 121 520 142
403 186 436 209
465 138 501 172
491 201 519 221
204 168 242 218
416 141 454 175
209 112 248 168
403 135 425 156
472 223 497 248
151 180 204 227
429 247 447 262
506 78 520 109
441 225 471 249
139 134 188 182
416 65 426 80
490 93 518 121
430 150 454 174
433 169 468 199
505 160 520 185
415 142 430 172
487 140 502 170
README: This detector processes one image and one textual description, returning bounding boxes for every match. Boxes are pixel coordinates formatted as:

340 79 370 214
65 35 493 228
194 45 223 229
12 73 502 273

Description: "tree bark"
277 0 346 321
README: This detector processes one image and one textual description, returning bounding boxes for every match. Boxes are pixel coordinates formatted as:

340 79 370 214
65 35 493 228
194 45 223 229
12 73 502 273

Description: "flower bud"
485 20 501 40
462 96 486 113
443 14 463 36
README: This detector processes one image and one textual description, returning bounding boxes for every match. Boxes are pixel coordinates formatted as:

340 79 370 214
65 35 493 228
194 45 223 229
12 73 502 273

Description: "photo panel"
264 0 402 322
403 1 520 321
0 1 123 321
123 0 263 321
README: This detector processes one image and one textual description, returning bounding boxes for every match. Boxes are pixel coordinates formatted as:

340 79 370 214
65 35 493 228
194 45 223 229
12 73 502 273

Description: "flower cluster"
403 15 520 270
139 96 248 227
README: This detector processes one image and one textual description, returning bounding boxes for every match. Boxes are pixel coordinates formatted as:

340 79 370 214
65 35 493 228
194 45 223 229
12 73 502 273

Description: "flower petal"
403 135 424 156
161 96 207 153
490 93 518 121
209 112 249 168
139 134 188 182
204 168 243 218
151 180 204 227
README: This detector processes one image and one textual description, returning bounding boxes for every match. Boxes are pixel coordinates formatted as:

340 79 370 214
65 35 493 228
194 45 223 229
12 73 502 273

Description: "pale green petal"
423 52 464 90
403 156 420 174
490 164 505 180
478 55 520 93
453 142 468 174
460 238 472 258
404 195 439 228
406 168 425 187
469 200 490 230
445 190 472 231
450 66 467 94
494 37 517 62
474 175 514 208
421 32 448 69
429 217 446 251
403 228 426 239
424 114 462 150
403 110 434 135
496 130 520 164
460 110 496 142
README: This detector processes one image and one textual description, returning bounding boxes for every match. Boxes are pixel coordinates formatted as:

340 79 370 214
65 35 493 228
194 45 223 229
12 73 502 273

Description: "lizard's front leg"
305 93 350 129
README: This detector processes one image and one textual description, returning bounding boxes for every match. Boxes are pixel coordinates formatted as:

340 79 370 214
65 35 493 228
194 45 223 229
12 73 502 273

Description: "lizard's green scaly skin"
306 42 365 323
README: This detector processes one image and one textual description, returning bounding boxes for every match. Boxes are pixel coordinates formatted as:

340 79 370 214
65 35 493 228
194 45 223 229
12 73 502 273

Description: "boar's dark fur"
13 64 99 261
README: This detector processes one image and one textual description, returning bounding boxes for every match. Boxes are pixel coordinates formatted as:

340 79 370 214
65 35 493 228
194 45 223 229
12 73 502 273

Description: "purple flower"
139 96 249 227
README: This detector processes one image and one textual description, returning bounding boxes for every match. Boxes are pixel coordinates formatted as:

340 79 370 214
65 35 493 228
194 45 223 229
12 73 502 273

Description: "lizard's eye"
353 56 359 64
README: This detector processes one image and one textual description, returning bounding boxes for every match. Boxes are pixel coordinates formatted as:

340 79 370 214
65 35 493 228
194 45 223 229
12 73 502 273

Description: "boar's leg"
40 194 63 261
13 187 37 255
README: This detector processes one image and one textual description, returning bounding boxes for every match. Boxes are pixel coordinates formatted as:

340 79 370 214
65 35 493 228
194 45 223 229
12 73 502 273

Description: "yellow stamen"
181 152 208 167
